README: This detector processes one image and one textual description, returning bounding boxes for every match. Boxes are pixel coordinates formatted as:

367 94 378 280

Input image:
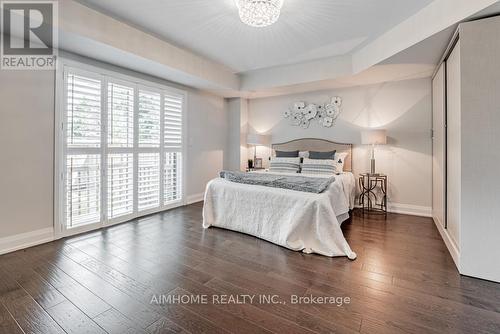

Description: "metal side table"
358 173 387 216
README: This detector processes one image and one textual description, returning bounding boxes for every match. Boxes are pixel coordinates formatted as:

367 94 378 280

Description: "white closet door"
446 41 461 250
432 63 446 229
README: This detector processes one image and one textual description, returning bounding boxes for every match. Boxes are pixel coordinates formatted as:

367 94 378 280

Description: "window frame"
55 58 188 238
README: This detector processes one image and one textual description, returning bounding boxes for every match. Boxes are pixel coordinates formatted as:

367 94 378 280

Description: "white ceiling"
76 0 435 73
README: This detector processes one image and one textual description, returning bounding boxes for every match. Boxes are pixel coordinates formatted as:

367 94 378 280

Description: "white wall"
226 98 249 171
247 78 432 214
0 52 228 244
226 99 240 171
240 99 249 171
186 90 228 198
0 70 55 237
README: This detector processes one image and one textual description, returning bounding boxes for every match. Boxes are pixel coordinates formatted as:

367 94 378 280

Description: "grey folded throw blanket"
219 171 335 194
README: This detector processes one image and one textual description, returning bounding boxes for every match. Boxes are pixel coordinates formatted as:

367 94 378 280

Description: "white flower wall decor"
283 97 343 128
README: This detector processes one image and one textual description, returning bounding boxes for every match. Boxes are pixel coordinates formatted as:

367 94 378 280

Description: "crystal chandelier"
235 0 284 28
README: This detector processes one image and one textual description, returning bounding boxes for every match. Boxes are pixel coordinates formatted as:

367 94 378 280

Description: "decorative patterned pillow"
269 157 301 173
334 152 349 172
299 151 310 159
301 158 340 175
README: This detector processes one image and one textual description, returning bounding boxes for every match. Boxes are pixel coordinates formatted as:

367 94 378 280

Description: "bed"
202 138 357 260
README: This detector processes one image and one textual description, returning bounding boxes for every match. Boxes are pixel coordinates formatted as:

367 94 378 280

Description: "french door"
56 62 185 237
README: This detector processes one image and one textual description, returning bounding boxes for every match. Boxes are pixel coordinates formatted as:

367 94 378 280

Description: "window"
108 83 134 148
163 93 183 204
138 153 160 210
107 81 135 220
107 153 133 219
66 154 101 228
66 74 101 148
138 90 161 147
58 63 185 235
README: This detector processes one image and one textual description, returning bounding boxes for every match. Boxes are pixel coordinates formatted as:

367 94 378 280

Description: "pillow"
269 157 301 173
309 150 336 160
299 151 310 159
298 151 309 164
334 152 349 172
301 158 340 175
275 150 299 158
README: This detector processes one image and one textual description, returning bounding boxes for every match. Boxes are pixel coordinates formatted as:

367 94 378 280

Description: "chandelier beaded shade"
235 0 284 27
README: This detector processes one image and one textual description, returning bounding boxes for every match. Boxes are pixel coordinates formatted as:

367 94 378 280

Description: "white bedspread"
202 172 357 259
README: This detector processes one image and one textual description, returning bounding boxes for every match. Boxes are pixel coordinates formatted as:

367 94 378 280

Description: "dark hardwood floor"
1 203 500 334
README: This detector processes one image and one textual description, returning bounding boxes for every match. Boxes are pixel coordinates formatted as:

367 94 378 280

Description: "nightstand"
358 173 387 216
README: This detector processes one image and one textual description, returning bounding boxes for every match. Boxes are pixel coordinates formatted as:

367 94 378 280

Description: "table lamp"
361 129 387 175
247 133 269 165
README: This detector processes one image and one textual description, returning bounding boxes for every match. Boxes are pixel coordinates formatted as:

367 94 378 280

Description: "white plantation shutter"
164 94 183 149
65 72 103 229
164 152 182 203
107 154 134 218
67 74 101 148
138 90 161 148
61 64 184 235
66 154 101 228
163 93 183 204
108 83 134 148
137 89 162 212
138 153 160 210
107 82 135 219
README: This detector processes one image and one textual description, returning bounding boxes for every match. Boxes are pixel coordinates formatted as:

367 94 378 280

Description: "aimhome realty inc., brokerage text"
151 294 351 307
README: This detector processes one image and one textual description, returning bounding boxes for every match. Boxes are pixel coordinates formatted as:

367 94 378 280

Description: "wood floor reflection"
1 202 500 333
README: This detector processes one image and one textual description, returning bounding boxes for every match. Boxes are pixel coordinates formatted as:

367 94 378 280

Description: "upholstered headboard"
272 138 353 172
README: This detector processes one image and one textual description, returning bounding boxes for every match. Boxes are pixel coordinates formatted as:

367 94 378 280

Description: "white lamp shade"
361 129 387 145
247 133 269 146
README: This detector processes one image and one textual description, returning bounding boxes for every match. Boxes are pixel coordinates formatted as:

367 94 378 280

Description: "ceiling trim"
58 0 239 91
240 55 352 91
352 0 500 73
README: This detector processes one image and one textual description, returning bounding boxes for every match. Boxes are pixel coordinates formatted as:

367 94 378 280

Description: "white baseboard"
0 227 54 255
186 192 204 205
0 194 204 255
433 216 460 270
354 202 432 217
388 203 432 217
